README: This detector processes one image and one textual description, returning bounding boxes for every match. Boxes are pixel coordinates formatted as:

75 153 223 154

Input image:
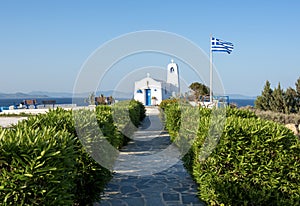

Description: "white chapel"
133 60 180 106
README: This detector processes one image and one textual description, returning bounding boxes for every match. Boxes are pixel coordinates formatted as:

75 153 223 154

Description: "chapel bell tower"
166 59 180 93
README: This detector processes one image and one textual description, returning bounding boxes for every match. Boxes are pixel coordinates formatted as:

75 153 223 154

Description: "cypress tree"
270 83 285 113
256 77 300 113
283 87 297 114
295 77 300 112
296 77 300 97
255 80 273 110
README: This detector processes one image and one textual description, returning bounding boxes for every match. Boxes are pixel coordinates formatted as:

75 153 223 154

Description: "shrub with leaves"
161 100 180 141
72 108 115 205
96 105 125 148
0 125 76 205
111 100 146 139
0 102 145 206
159 99 178 111
225 107 257 119
193 115 300 205
163 102 300 205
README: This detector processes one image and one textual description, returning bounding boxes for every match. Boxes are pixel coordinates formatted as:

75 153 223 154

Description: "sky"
0 0 299 97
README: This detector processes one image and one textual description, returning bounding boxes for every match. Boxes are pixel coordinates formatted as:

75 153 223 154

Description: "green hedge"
0 100 145 205
159 99 178 111
161 101 300 205
112 100 146 139
193 116 300 205
162 101 180 141
225 107 257 119
0 126 76 205
160 100 257 142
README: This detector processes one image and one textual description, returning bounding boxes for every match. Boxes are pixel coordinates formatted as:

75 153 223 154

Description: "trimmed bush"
0 125 76 205
225 107 257 119
111 100 146 139
0 108 113 205
129 100 146 124
159 99 178 111
193 116 300 205
163 102 300 205
162 101 181 141
96 105 125 148
0 102 146 205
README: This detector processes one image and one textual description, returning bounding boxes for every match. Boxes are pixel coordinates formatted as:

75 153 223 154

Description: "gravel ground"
0 117 28 128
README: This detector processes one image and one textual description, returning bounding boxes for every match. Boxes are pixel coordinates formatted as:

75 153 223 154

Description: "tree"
189 82 210 102
95 94 106 105
254 95 264 110
270 83 285 113
296 77 300 97
85 92 95 105
283 87 297 114
255 80 273 110
295 77 300 112
255 77 300 114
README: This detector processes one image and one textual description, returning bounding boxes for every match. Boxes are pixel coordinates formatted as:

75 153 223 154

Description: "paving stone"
145 197 164 205
166 204 186 206
136 184 150 190
127 192 142 198
105 183 119 191
122 197 145 206
120 185 137 194
164 182 182 188
136 178 150 185
173 187 190 193
162 193 180 201
107 199 127 206
182 194 202 204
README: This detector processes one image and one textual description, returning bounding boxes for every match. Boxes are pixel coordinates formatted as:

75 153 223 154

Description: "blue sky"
0 1 299 96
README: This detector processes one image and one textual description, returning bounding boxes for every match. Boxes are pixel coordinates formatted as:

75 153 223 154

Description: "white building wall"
134 77 162 105
151 86 162 105
134 92 144 104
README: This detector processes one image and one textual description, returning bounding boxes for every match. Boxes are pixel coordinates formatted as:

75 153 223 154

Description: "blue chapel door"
145 89 151 106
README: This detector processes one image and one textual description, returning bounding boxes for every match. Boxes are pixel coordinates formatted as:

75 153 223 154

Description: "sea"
0 97 88 108
229 99 256 107
0 97 256 108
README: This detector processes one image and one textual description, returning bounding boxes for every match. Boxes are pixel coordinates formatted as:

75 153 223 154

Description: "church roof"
152 78 165 83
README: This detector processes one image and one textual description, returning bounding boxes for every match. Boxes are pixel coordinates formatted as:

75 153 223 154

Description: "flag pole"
209 34 213 103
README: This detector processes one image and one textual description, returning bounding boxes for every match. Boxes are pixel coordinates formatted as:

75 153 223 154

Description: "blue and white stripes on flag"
211 37 234 54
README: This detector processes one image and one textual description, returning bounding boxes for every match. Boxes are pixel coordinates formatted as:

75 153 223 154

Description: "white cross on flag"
211 37 234 54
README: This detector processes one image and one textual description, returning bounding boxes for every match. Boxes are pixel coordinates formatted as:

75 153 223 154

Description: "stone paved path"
95 108 205 206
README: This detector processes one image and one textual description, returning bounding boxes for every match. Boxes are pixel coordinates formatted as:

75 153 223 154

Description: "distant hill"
0 92 48 99
227 94 257 100
0 90 132 99
29 91 73 98
65 90 132 99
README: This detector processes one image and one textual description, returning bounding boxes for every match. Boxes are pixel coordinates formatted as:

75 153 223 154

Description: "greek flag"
211 37 234 54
